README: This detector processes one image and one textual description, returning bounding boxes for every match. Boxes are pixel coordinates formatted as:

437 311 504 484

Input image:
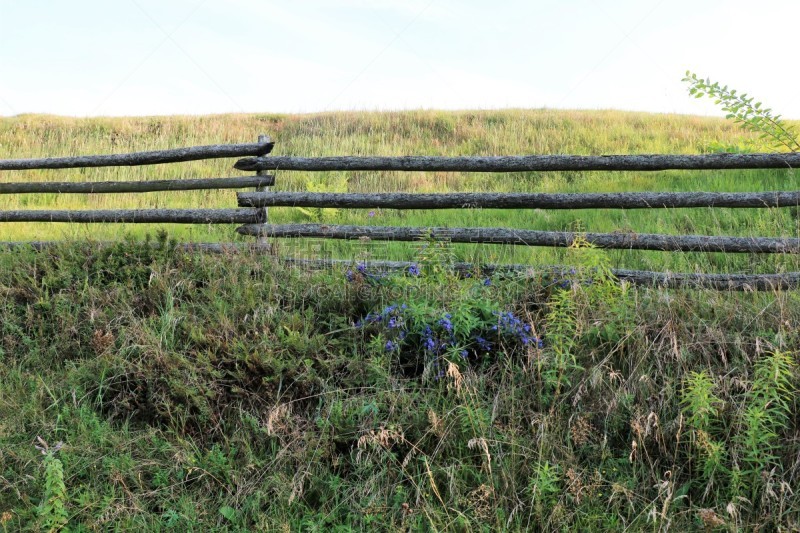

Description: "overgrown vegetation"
2 108 800 530
1 237 798 530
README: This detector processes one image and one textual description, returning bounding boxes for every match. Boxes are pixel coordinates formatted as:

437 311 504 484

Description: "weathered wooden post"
256 134 271 249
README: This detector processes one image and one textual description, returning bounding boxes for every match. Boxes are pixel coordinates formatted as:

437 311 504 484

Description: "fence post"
256 134 272 248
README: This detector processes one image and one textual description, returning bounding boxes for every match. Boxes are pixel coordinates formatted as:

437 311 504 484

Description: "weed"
35 438 68 533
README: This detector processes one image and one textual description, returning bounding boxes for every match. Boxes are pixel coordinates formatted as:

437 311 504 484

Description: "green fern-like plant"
36 438 69 532
680 370 728 491
544 235 626 394
682 71 800 151
737 350 795 477
681 370 721 433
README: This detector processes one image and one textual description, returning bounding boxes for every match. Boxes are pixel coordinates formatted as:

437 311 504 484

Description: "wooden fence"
3 134 800 290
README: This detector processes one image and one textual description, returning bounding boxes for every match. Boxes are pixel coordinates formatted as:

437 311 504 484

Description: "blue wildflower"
475 336 492 352
423 336 436 352
483 278 492 286
385 340 397 352
407 264 420 276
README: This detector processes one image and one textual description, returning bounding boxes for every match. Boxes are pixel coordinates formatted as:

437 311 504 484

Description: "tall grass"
2 111 800 529
0 237 798 530
2 110 799 274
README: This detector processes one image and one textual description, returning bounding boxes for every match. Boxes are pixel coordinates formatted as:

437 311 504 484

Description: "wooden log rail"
0 208 261 224
238 190 800 210
0 141 274 171
283 258 800 291
0 241 795 290
235 152 800 172
0 176 274 194
236 223 800 254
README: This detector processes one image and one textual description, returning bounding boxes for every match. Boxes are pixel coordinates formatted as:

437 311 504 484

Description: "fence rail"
1 176 273 194
2 134 800 291
0 141 273 171
1 240 796 290
235 152 800 172
0 208 260 224
282 258 800 291
236 223 800 254
238 190 800 210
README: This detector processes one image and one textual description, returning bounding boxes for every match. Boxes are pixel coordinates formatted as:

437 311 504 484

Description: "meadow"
0 110 799 531
1 109 799 274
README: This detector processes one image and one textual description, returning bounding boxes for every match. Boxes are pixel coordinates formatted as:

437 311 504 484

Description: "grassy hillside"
1 111 800 530
1 110 799 274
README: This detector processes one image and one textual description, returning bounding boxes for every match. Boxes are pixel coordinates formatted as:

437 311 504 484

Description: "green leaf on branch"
683 71 800 152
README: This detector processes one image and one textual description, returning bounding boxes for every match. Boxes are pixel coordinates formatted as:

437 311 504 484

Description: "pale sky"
0 0 797 118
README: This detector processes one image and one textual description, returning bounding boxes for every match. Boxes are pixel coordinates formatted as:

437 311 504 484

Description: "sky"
0 0 797 118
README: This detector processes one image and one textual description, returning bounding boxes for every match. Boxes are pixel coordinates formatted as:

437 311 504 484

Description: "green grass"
2 110 800 530
2 109 799 274
0 236 798 530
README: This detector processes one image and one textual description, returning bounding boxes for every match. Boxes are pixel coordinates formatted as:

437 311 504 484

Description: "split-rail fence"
2 134 800 290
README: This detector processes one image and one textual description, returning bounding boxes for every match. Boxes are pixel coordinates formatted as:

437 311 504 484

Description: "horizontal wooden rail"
0 241 273 253
0 241 795 290
236 223 800 253
284 258 800 291
0 176 274 194
238 190 800 209
0 208 261 224
235 152 800 173
0 141 274 171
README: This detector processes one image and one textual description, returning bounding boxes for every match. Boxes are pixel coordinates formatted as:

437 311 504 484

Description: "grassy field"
2 109 799 274
1 110 800 531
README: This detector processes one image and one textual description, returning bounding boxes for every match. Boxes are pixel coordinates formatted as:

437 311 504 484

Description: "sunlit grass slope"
1 109 797 273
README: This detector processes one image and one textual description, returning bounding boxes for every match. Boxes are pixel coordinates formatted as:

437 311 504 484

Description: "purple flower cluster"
356 301 542 383
356 304 408 329
474 336 493 352
492 311 543 348
438 314 453 333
